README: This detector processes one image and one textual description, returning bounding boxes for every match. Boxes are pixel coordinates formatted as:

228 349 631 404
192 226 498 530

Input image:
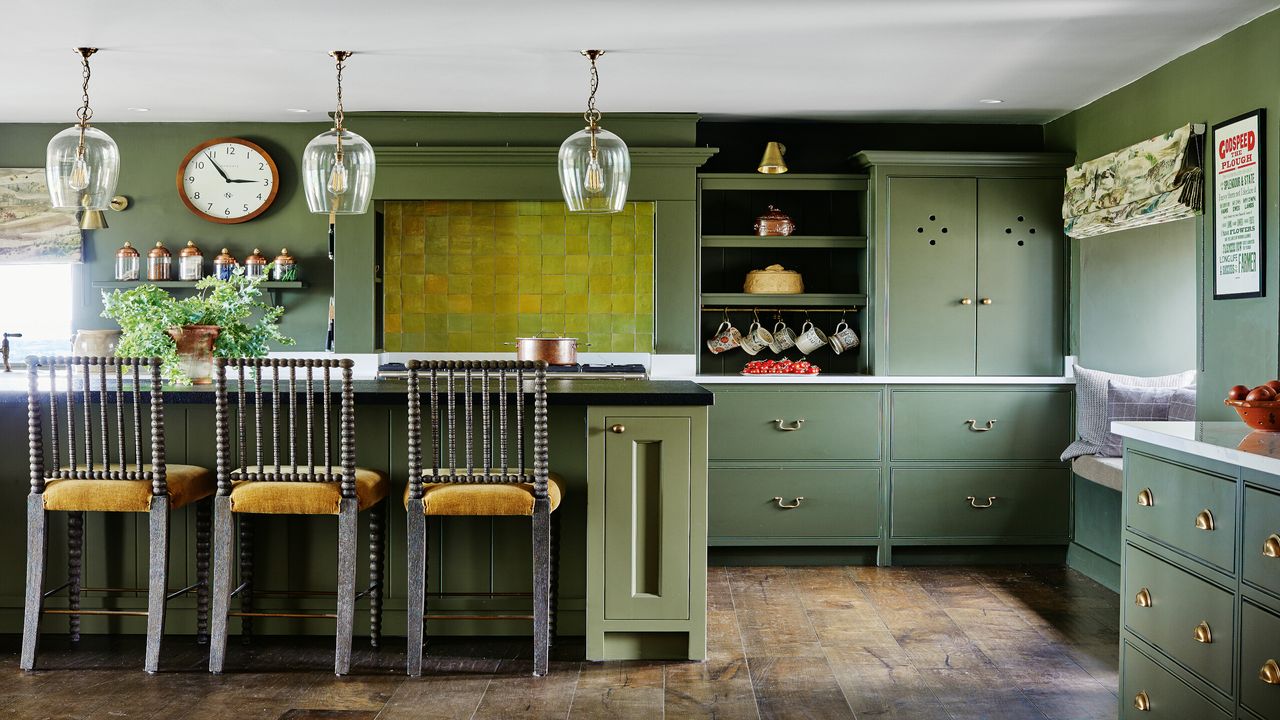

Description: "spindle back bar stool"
404 360 562 677
208 357 389 676
22 355 216 673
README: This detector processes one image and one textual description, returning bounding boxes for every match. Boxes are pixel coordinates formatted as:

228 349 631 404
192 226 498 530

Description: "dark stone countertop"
0 374 714 407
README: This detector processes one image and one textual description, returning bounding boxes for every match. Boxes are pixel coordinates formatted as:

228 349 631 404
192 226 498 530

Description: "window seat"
1071 454 1123 492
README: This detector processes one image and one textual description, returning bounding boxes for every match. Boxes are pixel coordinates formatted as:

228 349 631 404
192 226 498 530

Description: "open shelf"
93 280 305 290
699 173 869 192
701 235 867 249
701 293 867 308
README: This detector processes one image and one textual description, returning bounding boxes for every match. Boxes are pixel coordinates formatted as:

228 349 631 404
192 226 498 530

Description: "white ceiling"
4 0 1277 124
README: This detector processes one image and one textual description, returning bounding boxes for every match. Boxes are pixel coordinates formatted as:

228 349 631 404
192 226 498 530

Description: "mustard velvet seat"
403 471 564 516
42 464 216 512
230 467 389 515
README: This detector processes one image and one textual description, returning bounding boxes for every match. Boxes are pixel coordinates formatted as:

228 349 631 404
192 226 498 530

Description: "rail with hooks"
700 306 859 314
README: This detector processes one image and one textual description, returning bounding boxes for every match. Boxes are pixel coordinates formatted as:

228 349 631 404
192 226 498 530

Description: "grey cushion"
1098 382 1179 457
1169 386 1197 421
1061 364 1195 461
1072 455 1124 492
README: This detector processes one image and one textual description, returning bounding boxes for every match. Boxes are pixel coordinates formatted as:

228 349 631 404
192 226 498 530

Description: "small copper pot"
753 205 796 236
512 335 585 365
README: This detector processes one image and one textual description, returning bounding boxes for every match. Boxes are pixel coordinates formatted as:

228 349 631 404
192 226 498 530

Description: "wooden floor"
1 565 1121 720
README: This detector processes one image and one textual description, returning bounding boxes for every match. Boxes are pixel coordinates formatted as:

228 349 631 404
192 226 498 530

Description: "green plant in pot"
101 269 294 385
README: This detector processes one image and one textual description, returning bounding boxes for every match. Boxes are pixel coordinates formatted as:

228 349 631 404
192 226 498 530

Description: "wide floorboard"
1 565 1119 719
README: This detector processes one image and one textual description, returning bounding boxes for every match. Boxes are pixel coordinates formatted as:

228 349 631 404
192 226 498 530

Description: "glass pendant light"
558 50 630 214
47 48 120 210
303 51 375 215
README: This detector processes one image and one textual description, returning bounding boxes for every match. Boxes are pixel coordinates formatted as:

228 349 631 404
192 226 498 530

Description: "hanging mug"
740 321 774 356
707 320 743 354
829 320 860 355
794 321 828 355
769 320 797 353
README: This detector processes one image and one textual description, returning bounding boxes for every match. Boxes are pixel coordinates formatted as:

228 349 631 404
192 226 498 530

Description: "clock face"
177 137 279 223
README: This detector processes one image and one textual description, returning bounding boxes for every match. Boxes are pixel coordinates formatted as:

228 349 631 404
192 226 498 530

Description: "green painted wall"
1045 8 1280 417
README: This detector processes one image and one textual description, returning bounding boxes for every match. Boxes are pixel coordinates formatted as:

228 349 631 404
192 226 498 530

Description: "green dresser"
1115 423 1280 720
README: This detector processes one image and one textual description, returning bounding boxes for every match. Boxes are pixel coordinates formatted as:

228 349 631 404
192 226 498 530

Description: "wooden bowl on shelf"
1225 399 1280 432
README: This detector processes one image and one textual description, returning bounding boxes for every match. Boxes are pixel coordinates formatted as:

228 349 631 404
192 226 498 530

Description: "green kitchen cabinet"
1125 450 1237 573
586 406 709 661
1121 641 1231 720
890 387 1072 462
854 151 1072 377
709 468 881 544
890 467 1070 542
1240 601 1280 719
883 176 978 375
707 388 882 462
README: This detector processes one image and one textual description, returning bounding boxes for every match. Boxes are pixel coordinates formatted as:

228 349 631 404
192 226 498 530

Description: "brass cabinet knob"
610 424 625 434
1263 533 1280 558
772 496 805 509
1133 691 1151 711
959 297 973 305
1137 488 1154 507
1194 509 1215 532
1260 659 1280 685
1134 588 1152 607
980 298 993 305
1193 621 1213 644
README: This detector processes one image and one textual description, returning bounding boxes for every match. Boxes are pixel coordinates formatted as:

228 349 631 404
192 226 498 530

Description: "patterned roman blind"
0 168 83 263
1062 124 1204 239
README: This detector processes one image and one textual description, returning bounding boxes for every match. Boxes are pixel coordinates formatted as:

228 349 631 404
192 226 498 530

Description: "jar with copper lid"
243 248 268 279
114 242 140 281
147 242 173 281
178 241 204 281
272 248 297 281
213 248 237 280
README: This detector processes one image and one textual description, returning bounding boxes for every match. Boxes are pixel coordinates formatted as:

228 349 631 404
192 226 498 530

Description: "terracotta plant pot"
166 325 221 385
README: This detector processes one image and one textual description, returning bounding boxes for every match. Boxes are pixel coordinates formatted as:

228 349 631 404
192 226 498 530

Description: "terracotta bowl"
1225 399 1280 432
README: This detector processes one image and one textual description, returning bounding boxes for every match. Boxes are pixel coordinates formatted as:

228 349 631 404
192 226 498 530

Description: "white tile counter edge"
1112 421 1280 476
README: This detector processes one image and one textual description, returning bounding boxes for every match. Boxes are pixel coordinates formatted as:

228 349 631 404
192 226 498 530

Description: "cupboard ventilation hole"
1017 215 1025 222
1029 228 1036 234
1005 228 1012 234
917 227 924 233
1017 240 1025 246
941 227 948 234
929 215 936 221
929 239 937 246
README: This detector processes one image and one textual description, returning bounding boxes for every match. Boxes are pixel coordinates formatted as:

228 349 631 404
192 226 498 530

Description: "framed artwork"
0 168 83 264
1212 109 1265 299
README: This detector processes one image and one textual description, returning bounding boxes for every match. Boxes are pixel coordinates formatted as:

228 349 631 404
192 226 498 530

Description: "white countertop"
1112 421 1280 476
690 374 1074 385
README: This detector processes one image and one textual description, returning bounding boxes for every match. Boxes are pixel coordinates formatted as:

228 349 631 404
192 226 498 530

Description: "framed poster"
1212 109 1265 299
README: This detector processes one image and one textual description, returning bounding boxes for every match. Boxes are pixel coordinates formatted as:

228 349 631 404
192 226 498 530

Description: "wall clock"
177 137 279 223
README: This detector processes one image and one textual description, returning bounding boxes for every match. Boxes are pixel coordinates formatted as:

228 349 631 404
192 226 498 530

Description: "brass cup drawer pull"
1194 509 1215 532
1137 488 1154 507
1260 659 1280 685
773 418 806 431
772 496 805 509
966 496 997 509
1133 691 1151 711
963 418 997 432
1263 533 1280 558
1193 620 1213 644
1134 587 1152 607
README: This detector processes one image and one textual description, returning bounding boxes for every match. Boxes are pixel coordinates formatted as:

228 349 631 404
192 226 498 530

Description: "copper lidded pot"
753 205 796 237
115 241 140 281
147 242 173 281
243 248 267 279
178 240 204 281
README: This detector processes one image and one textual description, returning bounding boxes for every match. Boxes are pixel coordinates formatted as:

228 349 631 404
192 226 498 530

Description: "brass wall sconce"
80 195 129 230
757 142 788 174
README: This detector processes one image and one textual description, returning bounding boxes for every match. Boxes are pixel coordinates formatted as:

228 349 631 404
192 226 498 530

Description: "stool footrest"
423 614 535 621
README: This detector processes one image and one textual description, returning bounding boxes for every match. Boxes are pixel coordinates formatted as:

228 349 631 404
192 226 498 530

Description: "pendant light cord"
74 49 96 158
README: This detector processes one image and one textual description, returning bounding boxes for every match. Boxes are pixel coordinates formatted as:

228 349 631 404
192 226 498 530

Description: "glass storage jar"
213 248 237 280
178 241 204 281
272 248 297 281
243 248 267 279
114 241 140 281
147 242 173 281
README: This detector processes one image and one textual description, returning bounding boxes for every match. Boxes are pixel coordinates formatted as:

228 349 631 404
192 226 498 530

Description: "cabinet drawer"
889 389 1071 461
1126 452 1236 572
1241 602 1280 719
1121 642 1230 720
707 389 881 462
1244 485 1280 597
1123 544 1234 693
890 468 1069 541
709 468 880 542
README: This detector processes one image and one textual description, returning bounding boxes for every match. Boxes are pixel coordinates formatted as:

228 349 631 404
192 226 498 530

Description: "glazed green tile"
588 235 611 256
447 200 472 216
403 314 426 333
611 217 634 237
424 315 447 334
494 314 518 335
426 216 448 239
637 332 653 351
401 275 424 295
612 315 636 333
636 213 655 240
565 254 589 275
424 200 447 216
587 294 611 313
403 233 425 256
384 334 402 351
588 314 612 334
472 294 494 315
637 274 654 294
447 255 472 274
542 255 565 275
447 295 472 314
619 203 636 217
471 202 495 216
472 255 495 275
542 294 565 314
425 274 448 294
423 294 446 314
384 292 401 313
495 274 518 293
472 275 495 296
636 314 654 334
385 313 403 333
517 201 541 215
404 215 426 239
471 314 494 333
518 294 541 313
542 275 566 295
494 201 517 216
611 294 635 314
541 235 566 255
589 274 613 294
517 236 542 256
586 332 611 350
611 234 635 255
425 235 449 259
519 274 543 293
564 275 588 295
516 216 542 236
635 292 653 313
636 255 654 275
637 202 655 217
588 256 612 275
566 215 589 235
473 236 495 257
449 236 473 255
588 215 611 238
495 255 518 275
566 235 588 255
565 313 588 333
446 332 468 351
612 256 634 275
540 201 565 216
450 275 473 296
540 217 566 239
384 254 402 276
612 333 635 351
517 314 541 335
614 273 635 295
564 293 588 312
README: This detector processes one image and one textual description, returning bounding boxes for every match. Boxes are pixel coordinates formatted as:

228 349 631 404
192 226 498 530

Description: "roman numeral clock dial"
177 137 279 223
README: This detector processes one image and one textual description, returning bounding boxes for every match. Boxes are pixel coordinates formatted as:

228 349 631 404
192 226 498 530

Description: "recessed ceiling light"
979 98 1004 104
285 108 309 113
127 107 150 112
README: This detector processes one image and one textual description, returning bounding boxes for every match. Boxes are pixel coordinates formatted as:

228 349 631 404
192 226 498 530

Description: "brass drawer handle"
773 418 806 431
1134 588 1152 607
1261 659 1280 685
1137 488 1154 507
1194 509 1215 532
959 297 973 305
610 424 626 434
772 496 805 509
1264 533 1280 558
963 419 997 432
966 496 997 509
1133 691 1151 711
1193 621 1213 644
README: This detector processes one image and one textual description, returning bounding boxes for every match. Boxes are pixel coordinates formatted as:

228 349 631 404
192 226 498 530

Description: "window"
0 264 73 359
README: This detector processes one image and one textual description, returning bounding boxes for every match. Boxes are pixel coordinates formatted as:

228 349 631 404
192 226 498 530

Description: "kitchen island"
0 372 713 662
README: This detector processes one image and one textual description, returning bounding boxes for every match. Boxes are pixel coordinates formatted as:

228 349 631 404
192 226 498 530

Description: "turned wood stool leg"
67 510 83 642
238 515 254 644
369 500 385 649
195 498 211 645
21 495 48 671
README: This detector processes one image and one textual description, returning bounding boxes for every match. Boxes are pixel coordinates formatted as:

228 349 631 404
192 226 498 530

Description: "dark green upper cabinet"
855 152 1072 377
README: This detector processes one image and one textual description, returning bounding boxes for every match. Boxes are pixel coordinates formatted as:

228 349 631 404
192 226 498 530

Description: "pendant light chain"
582 50 604 160
74 48 97 158
331 51 351 162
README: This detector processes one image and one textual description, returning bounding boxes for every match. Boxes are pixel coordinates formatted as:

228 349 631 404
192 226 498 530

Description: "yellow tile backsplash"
383 200 655 353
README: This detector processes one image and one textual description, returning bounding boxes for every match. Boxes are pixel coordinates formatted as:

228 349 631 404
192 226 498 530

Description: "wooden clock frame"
176 136 280 224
